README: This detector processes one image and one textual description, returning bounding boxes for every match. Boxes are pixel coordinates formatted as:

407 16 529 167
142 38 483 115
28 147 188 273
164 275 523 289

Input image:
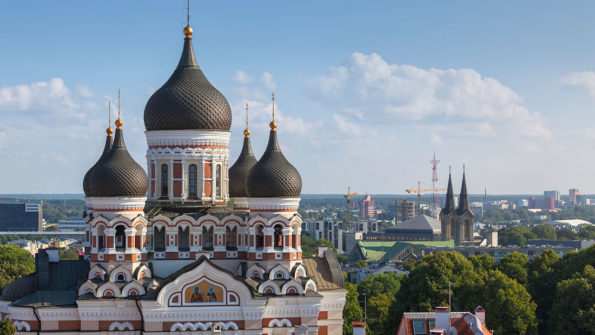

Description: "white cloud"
310 52 551 140
561 71 595 96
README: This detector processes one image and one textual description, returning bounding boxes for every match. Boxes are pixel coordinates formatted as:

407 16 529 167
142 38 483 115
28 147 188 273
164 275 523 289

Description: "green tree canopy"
498 251 529 285
0 245 35 294
342 282 363 335
0 318 16 335
548 265 595 334
532 225 557 240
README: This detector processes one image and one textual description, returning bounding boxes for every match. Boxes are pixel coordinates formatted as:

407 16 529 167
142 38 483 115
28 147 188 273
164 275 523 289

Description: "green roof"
351 240 455 262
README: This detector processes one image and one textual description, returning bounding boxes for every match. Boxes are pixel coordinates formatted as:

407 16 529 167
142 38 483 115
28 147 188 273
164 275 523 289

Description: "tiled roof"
302 253 344 291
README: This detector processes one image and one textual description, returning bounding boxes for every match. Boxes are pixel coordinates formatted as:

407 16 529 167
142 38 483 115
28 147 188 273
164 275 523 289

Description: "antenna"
430 152 440 209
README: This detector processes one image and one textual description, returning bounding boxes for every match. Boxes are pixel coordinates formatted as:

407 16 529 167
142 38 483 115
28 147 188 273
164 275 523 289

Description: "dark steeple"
83 105 114 196
229 104 257 198
457 166 471 215
441 167 455 215
144 24 232 131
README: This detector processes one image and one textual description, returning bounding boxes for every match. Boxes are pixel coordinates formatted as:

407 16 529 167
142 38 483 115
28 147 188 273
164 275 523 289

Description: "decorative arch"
247 214 267 228
89 215 109 229
97 283 120 297
78 281 96 296
269 264 290 280
13 321 31 331
109 215 134 229
267 215 291 228
197 214 220 228
258 280 280 295
135 264 152 280
268 319 292 328
281 279 304 295
109 265 132 283
173 214 195 228
122 281 145 297
151 214 173 228
304 279 317 293
88 264 107 281
291 263 307 279
109 321 134 331
247 264 266 280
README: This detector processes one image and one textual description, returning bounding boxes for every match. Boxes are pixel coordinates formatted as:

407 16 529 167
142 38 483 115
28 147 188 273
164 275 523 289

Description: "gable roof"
388 215 441 234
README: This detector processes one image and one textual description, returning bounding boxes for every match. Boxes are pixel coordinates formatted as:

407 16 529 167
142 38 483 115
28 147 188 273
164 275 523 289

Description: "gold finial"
106 100 113 136
115 89 123 129
243 103 250 138
269 92 277 131
183 0 193 38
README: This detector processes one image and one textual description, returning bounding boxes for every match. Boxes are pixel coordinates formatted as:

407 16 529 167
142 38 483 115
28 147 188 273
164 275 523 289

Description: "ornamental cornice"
85 197 147 211
142 310 244 321
248 197 301 211
37 308 80 321
77 310 140 321
145 130 231 147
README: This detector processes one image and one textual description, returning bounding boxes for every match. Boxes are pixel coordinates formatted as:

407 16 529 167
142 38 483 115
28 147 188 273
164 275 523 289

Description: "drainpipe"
30 306 40 335
135 299 145 335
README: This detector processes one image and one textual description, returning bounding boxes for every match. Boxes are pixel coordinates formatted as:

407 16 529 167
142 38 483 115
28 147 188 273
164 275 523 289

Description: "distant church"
0 19 346 334
440 169 475 245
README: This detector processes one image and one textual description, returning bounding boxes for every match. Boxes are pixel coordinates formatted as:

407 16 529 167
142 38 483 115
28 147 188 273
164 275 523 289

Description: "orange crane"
345 187 358 230
406 181 446 216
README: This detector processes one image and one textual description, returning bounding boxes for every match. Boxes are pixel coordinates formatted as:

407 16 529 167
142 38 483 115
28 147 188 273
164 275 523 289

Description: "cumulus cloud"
561 71 595 96
310 52 551 140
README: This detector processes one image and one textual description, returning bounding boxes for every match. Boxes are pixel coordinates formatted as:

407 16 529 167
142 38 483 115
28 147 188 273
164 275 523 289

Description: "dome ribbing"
229 136 257 197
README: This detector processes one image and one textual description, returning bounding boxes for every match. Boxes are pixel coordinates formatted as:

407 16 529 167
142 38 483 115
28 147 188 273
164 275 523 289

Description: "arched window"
203 227 214 251
188 164 197 198
292 223 299 250
178 226 189 251
160 164 168 198
215 165 222 198
274 224 283 250
154 226 165 251
97 225 105 250
256 225 264 250
226 226 237 251
115 226 126 251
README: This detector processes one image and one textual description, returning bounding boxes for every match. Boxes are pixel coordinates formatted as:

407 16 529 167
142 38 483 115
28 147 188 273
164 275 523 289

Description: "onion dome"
86 119 148 197
0 274 36 301
144 25 232 131
83 127 113 195
229 135 257 198
247 124 302 198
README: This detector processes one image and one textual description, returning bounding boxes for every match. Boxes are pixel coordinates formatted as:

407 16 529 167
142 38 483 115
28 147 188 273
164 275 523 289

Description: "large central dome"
144 27 232 131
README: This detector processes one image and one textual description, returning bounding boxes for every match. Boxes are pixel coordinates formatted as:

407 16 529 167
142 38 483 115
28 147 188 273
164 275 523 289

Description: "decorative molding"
248 197 301 212
85 197 147 211
145 129 231 147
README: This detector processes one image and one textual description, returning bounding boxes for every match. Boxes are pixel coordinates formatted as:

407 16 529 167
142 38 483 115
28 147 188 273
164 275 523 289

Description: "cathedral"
0 20 346 335
440 169 475 245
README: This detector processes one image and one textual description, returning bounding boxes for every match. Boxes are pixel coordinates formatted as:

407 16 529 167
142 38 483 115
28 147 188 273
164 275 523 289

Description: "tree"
354 260 368 268
0 318 16 335
357 272 402 298
479 270 537 335
578 225 595 240
498 251 529 285
469 254 495 273
532 225 557 240
556 228 578 240
498 226 536 246
342 282 363 335
548 265 595 334
366 293 393 335
59 249 80 260
0 245 35 294
526 249 560 334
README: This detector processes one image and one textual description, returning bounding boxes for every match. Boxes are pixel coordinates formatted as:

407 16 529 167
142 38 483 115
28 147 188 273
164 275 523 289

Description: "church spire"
442 166 455 215
458 165 471 215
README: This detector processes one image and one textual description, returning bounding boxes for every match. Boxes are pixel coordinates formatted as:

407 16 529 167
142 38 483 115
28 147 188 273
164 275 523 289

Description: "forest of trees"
495 224 595 246
344 246 595 335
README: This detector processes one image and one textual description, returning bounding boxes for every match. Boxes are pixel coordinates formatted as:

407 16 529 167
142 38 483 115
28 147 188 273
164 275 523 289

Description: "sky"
1 1 595 195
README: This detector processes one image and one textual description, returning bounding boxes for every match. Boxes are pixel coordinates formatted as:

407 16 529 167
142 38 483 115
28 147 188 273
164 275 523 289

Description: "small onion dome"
143 26 232 131
229 136 257 197
0 274 36 301
86 120 148 197
83 128 113 196
247 129 302 197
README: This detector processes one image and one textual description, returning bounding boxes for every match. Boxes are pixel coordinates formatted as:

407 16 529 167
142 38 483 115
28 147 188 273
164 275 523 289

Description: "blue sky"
1 1 595 194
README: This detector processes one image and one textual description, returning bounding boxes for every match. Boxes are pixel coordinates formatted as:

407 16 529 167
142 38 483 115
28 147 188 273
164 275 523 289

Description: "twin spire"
442 166 471 215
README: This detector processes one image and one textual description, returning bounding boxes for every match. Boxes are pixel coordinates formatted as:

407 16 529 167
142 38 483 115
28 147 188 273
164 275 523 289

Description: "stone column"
125 228 136 253
105 228 116 253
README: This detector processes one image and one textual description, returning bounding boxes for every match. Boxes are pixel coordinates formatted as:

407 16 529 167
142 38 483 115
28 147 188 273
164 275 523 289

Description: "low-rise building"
397 306 492 335
366 215 441 242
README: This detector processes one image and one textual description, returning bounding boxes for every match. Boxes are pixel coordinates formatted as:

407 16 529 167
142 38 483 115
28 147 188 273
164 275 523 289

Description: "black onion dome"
144 32 232 131
247 130 302 197
87 126 148 197
229 136 257 197
0 274 36 301
83 132 112 196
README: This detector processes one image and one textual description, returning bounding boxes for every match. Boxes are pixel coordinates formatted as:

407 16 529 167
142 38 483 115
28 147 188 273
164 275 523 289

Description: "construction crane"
406 181 446 216
345 187 358 231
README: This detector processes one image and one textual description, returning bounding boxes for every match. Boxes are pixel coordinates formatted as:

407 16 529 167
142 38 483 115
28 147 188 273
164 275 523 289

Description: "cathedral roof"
83 129 112 196
441 171 456 215
0 274 36 301
229 136 257 197
247 128 302 198
143 26 232 131
86 121 148 197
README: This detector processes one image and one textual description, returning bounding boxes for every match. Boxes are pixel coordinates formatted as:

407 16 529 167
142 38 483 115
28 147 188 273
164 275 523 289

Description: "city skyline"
2 1 595 194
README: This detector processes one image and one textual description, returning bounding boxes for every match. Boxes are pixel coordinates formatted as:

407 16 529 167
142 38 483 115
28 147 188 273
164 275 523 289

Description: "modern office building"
395 198 415 223
0 201 42 232
358 194 375 218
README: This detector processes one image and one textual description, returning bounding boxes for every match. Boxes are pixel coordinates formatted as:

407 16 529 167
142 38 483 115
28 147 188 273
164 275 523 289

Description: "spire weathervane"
270 92 277 131
106 100 113 136
115 89 123 129
243 103 250 138
183 0 193 38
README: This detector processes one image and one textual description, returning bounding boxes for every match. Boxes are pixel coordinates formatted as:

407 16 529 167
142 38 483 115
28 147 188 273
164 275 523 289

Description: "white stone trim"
109 321 134 331
13 321 30 331
268 318 292 328
145 129 231 147
85 197 147 210
248 197 301 212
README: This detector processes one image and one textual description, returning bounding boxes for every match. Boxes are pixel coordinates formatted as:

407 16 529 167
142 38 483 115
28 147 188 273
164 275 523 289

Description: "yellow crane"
345 187 358 230
406 181 446 215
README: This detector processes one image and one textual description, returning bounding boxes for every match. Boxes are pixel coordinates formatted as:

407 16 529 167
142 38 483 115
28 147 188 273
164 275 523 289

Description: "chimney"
318 245 329 258
435 306 450 331
475 306 486 325
36 249 50 290
352 322 365 335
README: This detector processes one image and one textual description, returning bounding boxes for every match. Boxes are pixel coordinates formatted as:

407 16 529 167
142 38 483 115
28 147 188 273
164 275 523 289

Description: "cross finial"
115 89 123 129
449 165 451 174
463 164 466 174
187 0 190 26
270 92 277 131
106 100 113 136
243 103 250 138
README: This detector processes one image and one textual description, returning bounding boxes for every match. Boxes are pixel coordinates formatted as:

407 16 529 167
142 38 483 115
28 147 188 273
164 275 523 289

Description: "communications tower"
430 152 440 208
